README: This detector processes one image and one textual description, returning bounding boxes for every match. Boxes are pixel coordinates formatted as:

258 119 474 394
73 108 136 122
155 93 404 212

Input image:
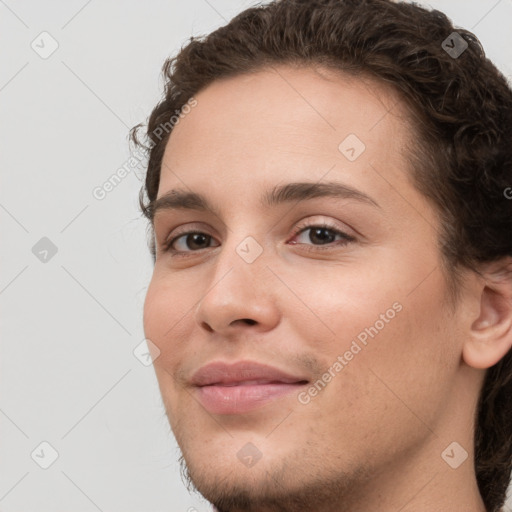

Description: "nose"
194 237 280 336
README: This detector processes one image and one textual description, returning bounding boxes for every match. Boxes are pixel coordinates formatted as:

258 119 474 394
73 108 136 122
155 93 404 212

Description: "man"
132 0 512 510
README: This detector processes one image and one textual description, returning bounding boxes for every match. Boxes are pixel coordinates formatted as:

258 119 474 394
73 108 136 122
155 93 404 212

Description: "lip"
191 360 309 414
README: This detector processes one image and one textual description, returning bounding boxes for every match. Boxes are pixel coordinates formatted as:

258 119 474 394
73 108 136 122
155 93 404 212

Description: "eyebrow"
149 181 380 222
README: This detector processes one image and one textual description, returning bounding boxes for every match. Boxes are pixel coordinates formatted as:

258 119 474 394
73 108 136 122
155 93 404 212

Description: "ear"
462 257 512 369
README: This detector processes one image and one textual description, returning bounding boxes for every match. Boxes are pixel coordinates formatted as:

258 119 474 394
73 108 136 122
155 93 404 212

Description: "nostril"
242 318 257 325
201 321 214 332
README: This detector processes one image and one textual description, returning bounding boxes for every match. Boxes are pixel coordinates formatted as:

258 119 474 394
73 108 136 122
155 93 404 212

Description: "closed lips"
206 379 308 386
190 360 310 387
191 360 310 415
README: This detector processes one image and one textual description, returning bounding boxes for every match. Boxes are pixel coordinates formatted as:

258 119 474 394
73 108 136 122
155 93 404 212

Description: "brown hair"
130 0 512 509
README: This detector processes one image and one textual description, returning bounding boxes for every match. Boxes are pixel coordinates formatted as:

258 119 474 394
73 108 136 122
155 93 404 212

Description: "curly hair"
130 1 512 510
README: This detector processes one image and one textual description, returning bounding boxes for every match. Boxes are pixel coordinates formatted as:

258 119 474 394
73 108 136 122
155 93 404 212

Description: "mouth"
204 378 309 386
191 360 310 414
195 380 309 415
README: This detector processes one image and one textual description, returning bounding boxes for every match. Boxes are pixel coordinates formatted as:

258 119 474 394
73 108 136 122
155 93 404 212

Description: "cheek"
291 260 456 430
344 275 455 427
143 276 195 421
143 273 196 368
280 260 404 354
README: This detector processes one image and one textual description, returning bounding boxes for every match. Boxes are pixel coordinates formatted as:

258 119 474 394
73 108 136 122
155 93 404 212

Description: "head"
133 1 512 511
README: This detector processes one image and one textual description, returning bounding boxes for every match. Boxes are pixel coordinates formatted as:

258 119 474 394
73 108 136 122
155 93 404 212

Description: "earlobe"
462 262 512 370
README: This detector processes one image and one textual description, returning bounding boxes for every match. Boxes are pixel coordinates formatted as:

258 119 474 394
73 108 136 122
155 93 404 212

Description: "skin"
142 64 512 512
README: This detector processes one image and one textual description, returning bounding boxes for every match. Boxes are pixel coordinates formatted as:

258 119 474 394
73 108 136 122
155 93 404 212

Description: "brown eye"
167 232 218 252
305 227 337 244
291 223 355 248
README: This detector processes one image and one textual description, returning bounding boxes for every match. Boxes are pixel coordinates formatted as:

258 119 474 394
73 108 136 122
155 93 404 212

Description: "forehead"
159 64 413 202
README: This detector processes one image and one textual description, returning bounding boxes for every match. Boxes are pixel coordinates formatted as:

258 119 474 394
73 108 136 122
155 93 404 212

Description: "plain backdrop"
1 1 511 511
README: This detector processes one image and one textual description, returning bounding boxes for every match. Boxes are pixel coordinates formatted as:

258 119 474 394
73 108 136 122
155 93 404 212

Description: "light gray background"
1 1 511 511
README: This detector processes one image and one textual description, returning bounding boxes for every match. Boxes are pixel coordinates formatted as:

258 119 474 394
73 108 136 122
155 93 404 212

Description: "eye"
164 231 219 254
289 222 355 250
161 221 355 256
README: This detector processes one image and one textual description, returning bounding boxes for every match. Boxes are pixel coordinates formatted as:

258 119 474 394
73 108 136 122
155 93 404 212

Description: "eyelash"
161 221 355 257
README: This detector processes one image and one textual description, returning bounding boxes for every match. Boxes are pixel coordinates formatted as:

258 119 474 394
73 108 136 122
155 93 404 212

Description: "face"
143 65 474 511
